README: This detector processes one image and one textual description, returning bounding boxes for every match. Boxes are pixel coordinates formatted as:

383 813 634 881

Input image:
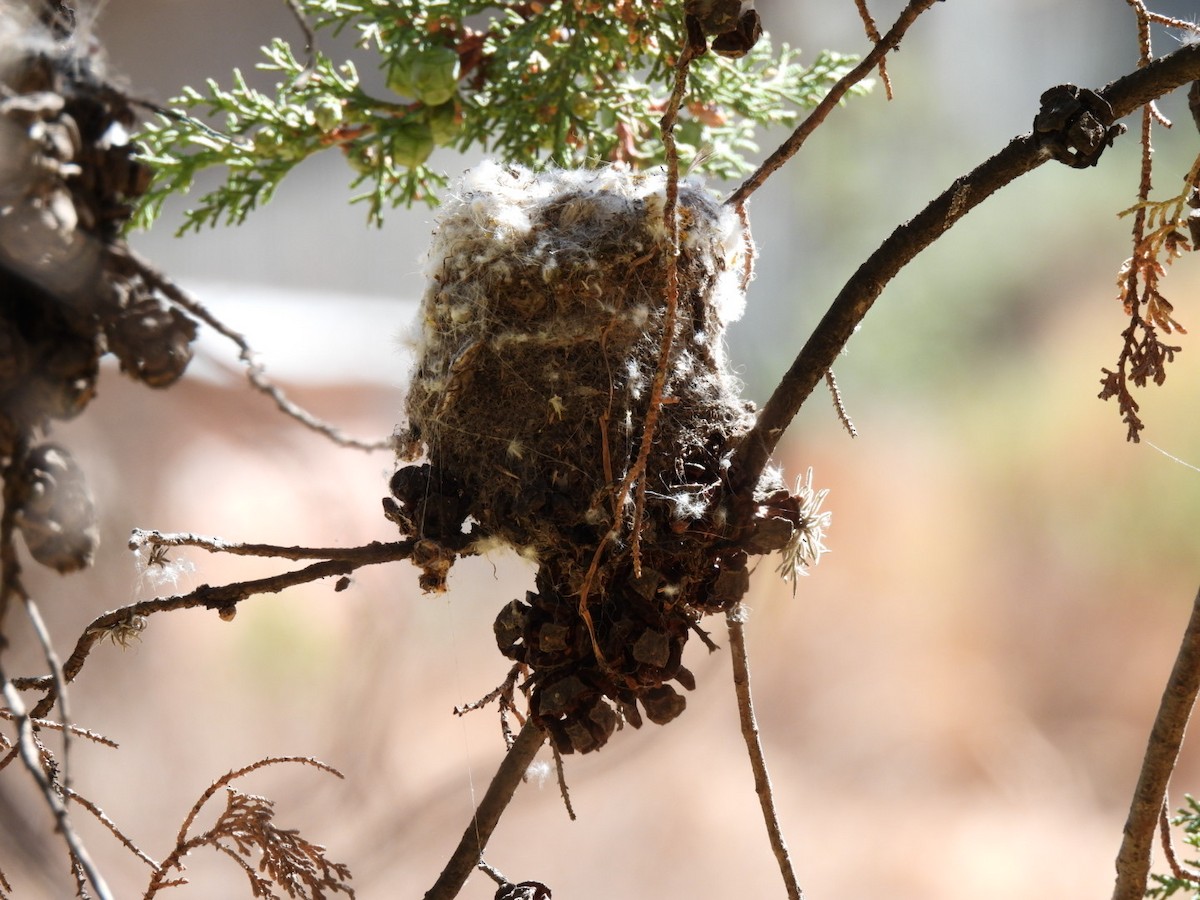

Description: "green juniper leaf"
132 1 867 232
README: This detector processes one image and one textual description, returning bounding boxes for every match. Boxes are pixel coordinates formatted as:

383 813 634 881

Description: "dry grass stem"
576 47 695 638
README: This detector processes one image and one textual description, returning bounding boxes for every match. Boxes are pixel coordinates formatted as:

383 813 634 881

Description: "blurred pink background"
4 1 1200 897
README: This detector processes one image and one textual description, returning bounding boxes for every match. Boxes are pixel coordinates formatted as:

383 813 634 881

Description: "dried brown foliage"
146 757 354 900
1099 2 1200 441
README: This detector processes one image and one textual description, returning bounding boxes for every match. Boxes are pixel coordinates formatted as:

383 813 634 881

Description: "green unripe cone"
313 96 344 133
569 94 597 121
344 141 378 175
389 119 435 168
427 100 462 146
387 46 460 106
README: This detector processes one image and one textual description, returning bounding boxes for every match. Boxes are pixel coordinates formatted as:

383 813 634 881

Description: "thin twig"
0 665 113 900
476 857 507 886
129 529 407 562
630 50 692 575
424 719 547 900
111 245 390 452
550 742 576 822
21 594 73 795
726 0 940 207
0 710 117 747
1158 793 1200 884
727 605 802 900
824 369 857 438
283 0 317 79
14 543 412 722
575 43 695 656
726 40 1200 505
1112 584 1200 900
454 664 523 749
853 0 893 100
1126 0 1200 128
66 788 161 872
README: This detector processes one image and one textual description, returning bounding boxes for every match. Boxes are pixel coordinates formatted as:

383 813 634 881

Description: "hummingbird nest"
388 161 818 754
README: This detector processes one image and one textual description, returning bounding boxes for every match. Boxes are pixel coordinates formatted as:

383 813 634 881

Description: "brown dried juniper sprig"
1098 3 1200 442
1100 177 1190 442
145 756 353 899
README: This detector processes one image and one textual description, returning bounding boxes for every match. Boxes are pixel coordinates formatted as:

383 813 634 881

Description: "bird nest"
388 162 819 753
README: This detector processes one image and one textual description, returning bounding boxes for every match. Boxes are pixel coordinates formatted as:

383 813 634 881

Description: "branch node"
1033 84 1125 169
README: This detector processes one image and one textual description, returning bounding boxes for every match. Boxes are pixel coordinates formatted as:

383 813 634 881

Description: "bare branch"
727 605 802 899
112 245 391 452
16 542 412 721
0 666 113 900
0 711 117 748
66 788 161 873
1112 584 1200 900
21 594 72 792
727 41 1200 503
129 529 409 562
424 720 547 900
726 0 940 207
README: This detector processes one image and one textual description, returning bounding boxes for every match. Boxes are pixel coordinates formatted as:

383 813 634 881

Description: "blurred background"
4 0 1200 896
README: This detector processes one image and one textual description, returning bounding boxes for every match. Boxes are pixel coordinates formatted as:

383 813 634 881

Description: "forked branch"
727 40 1200 502
726 0 941 207
15 539 414 722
